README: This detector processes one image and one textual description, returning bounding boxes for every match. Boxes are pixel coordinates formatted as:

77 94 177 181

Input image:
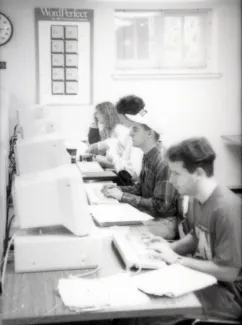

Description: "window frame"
113 8 221 79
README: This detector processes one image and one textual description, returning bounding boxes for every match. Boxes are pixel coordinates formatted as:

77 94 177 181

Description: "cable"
126 264 142 275
68 265 101 279
1 233 17 293
1 125 18 294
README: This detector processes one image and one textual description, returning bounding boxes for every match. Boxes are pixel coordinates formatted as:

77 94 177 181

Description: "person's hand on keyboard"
101 183 117 192
140 233 169 247
149 243 179 264
102 186 123 201
145 249 164 261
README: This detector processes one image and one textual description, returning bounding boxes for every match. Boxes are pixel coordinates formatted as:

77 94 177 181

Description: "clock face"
0 13 13 46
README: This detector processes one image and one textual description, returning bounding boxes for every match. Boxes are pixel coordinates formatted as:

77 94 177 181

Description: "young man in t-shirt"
150 137 242 321
115 137 241 325
102 111 178 240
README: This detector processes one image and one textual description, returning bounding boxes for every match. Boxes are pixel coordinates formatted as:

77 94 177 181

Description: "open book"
133 264 217 297
90 203 153 226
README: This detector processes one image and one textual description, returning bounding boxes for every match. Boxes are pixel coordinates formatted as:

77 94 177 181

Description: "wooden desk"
1 228 202 325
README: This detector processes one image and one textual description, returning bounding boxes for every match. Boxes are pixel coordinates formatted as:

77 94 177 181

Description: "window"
115 9 216 75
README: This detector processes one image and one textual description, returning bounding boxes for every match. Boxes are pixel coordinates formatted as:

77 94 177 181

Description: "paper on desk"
133 264 217 298
77 161 104 173
58 273 149 311
90 204 153 226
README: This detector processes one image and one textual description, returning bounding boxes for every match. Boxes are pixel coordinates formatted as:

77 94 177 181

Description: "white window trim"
112 70 221 80
113 8 221 79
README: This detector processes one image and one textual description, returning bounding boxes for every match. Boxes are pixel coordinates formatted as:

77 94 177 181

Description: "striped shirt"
120 144 178 218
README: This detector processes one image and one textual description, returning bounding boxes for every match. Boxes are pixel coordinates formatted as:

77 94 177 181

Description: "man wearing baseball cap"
102 109 178 239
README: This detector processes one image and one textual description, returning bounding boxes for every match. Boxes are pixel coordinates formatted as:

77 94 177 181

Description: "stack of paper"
133 264 217 297
90 204 153 226
58 273 149 311
76 161 104 173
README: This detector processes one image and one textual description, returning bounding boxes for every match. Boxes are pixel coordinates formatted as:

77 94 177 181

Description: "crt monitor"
17 105 57 139
13 164 92 236
15 134 70 175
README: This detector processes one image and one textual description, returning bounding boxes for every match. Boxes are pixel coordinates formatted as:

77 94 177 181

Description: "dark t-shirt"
187 185 242 305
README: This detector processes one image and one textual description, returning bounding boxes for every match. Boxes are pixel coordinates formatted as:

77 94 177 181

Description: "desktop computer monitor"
13 164 92 236
17 105 57 139
15 135 71 174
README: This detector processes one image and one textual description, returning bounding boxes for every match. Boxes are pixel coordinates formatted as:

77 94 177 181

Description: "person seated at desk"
115 94 145 126
88 95 146 145
87 96 145 182
115 95 147 181
102 110 178 240
88 101 120 145
87 101 120 169
87 124 138 183
123 137 241 325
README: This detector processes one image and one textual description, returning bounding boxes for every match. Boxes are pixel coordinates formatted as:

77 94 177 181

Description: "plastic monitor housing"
13 164 91 236
15 135 70 175
17 105 57 139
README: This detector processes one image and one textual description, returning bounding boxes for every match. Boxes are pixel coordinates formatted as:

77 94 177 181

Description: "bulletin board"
35 8 93 105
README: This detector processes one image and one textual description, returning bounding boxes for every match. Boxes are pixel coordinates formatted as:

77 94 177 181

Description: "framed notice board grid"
35 8 93 105
51 25 79 95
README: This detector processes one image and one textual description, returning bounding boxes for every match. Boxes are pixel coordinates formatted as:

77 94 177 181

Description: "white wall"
0 0 241 188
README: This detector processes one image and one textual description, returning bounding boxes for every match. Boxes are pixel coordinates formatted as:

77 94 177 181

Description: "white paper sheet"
90 204 153 226
133 264 217 297
58 273 149 311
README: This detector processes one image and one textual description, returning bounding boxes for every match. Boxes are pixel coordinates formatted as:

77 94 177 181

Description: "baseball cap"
126 109 163 135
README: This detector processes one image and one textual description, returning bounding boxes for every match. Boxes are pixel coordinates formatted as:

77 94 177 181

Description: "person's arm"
153 205 242 283
112 137 137 177
86 143 99 155
94 155 114 169
180 257 240 282
121 165 177 217
87 140 109 156
170 232 197 256
150 242 239 282
119 182 142 196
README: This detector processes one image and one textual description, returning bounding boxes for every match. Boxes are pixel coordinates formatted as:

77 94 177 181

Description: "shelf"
221 134 242 146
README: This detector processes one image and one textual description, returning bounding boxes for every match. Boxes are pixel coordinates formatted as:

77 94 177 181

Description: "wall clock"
0 13 13 46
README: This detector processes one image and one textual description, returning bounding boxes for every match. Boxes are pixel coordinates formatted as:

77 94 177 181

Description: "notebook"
133 264 217 297
90 204 153 226
84 182 119 205
113 232 166 270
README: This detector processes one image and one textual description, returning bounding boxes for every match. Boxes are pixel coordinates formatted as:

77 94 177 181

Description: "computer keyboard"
84 183 119 205
113 230 166 270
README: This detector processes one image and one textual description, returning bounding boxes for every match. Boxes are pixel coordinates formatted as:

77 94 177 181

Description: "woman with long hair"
88 101 120 144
